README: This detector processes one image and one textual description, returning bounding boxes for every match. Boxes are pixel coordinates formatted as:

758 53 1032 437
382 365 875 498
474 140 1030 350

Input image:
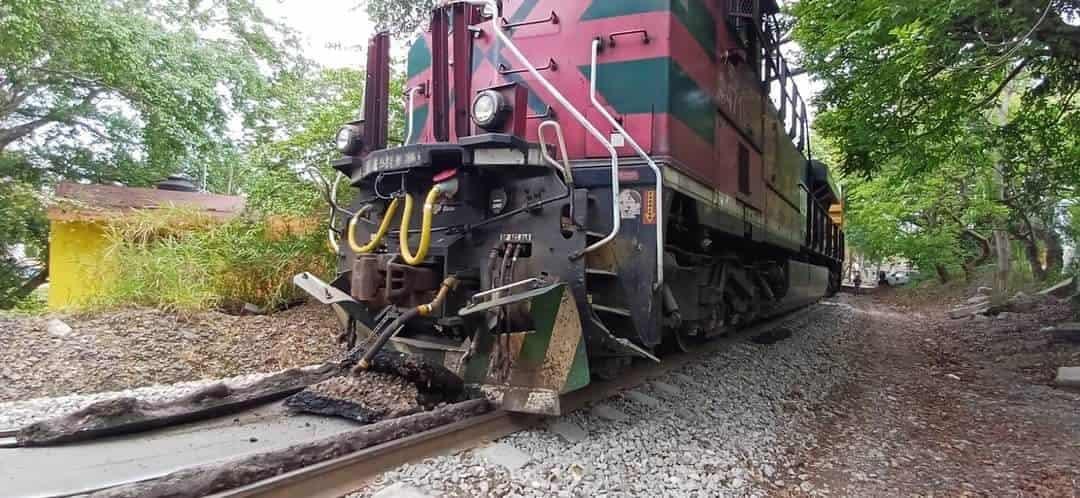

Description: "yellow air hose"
399 185 443 265
348 198 400 253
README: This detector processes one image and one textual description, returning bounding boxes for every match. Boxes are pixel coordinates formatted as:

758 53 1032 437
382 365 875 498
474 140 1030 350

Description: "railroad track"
213 306 815 498
0 306 813 498
0 428 16 448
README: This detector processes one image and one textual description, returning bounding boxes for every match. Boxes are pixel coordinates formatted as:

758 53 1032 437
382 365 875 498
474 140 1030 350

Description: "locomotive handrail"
468 277 544 304
306 166 346 253
588 38 665 289
538 120 572 188
501 11 558 29
459 0 622 260
404 86 423 145
758 13 810 158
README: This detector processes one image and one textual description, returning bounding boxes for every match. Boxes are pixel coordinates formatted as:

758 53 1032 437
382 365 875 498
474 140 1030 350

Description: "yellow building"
46 181 243 309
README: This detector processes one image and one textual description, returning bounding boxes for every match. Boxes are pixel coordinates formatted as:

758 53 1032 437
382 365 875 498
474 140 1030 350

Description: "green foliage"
0 179 47 308
792 0 1080 180
243 169 326 218
96 208 333 312
795 0 1079 282
0 0 306 307
363 0 438 38
0 0 304 174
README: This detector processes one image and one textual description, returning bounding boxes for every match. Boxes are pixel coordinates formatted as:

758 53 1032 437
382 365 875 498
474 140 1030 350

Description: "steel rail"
0 428 16 448
212 306 816 498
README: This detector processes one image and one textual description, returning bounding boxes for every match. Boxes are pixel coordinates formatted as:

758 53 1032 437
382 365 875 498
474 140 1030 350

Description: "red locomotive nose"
433 168 458 182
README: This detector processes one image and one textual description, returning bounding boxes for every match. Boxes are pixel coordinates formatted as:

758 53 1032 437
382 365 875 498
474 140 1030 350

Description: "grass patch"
93 208 333 313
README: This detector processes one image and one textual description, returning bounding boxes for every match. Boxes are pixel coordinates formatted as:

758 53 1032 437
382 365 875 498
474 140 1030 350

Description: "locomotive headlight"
472 90 511 131
336 124 363 155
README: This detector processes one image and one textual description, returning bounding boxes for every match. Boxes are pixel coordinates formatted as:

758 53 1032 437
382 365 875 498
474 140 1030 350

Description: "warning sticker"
619 189 642 220
643 189 657 225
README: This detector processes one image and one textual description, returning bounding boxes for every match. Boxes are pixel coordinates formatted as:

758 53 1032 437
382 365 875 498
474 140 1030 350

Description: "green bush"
96 207 333 313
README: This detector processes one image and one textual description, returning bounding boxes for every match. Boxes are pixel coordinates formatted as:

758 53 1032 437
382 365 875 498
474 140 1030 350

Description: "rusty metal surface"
49 182 244 221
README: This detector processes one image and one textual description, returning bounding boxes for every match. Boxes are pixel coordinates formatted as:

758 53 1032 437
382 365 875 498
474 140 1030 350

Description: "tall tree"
794 0 1080 286
0 0 305 306
362 0 437 38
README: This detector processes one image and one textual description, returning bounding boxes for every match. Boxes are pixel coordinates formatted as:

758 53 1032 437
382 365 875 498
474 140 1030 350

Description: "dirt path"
792 294 1080 496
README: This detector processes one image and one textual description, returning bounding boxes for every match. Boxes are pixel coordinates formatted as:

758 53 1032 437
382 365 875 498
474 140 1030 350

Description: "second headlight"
471 90 511 131
336 124 363 155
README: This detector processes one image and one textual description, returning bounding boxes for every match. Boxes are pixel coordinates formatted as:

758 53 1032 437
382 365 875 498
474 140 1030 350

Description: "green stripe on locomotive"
580 57 716 144
580 0 716 61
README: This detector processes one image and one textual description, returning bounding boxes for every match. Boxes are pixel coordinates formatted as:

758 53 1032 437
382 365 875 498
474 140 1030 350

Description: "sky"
255 0 375 69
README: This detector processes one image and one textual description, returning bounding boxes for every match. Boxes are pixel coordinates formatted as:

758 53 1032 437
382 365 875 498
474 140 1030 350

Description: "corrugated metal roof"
49 182 245 221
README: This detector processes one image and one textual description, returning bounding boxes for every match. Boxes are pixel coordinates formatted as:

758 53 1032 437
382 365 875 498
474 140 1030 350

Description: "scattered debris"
285 373 421 424
476 442 533 471
589 403 628 422
750 327 793 344
1037 277 1076 299
286 345 466 424
241 303 265 316
1045 323 1080 344
546 420 588 443
650 381 681 398
1055 367 1080 389
623 390 661 408
371 482 434 498
16 364 339 446
948 302 990 319
46 319 73 338
342 348 465 397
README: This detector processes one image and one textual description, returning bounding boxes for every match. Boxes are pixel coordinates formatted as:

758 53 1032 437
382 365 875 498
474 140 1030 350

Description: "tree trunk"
993 230 1011 304
8 266 48 303
960 228 992 282
1040 228 1064 275
1022 236 1047 281
935 264 951 284
991 83 1012 306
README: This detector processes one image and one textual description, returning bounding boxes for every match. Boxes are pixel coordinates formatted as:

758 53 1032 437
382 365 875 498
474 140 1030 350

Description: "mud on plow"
294 269 590 417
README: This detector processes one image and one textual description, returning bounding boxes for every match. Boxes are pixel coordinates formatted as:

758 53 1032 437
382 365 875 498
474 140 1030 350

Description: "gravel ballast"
0 304 340 404
351 301 863 497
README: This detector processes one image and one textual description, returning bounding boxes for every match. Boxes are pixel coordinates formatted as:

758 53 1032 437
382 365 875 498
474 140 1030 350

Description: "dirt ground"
0 304 342 402
788 290 1080 497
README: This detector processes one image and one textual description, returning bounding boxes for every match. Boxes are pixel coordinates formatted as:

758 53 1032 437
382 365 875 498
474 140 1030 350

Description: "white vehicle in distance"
885 270 918 286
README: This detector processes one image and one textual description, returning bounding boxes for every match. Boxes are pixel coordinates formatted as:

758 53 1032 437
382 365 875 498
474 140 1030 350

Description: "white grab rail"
588 38 664 288
404 86 422 145
538 120 572 186
461 0 621 258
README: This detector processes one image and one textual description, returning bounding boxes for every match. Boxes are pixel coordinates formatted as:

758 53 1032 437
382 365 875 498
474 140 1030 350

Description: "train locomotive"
296 0 845 415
